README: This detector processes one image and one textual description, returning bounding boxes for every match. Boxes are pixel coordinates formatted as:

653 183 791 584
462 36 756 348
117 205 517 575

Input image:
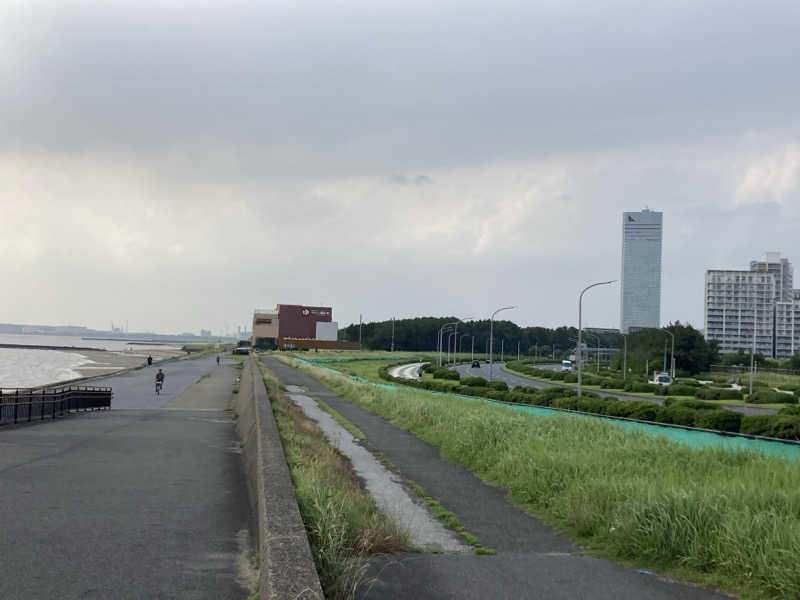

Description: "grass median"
278 356 800 600
260 366 410 599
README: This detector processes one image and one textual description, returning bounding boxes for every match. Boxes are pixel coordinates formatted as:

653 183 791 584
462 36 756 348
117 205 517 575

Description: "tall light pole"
359 314 363 349
438 321 458 366
471 336 475 361
663 328 675 379
460 334 469 361
391 317 395 352
622 333 628 380
578 280 617 397
489 306 516 381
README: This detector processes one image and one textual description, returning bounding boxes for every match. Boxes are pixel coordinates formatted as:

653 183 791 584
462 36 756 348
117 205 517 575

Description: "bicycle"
155 380 164 395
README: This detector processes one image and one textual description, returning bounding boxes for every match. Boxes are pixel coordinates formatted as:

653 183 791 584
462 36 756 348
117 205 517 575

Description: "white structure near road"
704 252 800 359
620 208 663 333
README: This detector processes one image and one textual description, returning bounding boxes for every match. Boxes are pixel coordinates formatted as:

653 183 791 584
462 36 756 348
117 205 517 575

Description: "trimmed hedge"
433 368 460 381
746 390 798 404
462 376 489 387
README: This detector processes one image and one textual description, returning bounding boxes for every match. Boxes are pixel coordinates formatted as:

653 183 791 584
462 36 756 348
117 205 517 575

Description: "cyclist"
216 355 220 366
155 368 165 394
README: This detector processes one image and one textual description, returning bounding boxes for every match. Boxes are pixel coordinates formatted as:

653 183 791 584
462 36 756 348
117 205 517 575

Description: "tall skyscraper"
620 208 663 333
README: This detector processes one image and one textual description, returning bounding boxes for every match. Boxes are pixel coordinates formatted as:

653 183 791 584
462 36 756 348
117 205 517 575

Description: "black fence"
0 386 112 427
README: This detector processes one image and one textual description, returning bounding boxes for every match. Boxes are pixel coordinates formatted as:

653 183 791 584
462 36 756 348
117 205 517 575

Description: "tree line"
339 317 723 375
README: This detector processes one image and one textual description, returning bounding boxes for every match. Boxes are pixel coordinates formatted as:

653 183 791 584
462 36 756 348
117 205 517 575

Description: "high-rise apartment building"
620 209 663 333
704 252 800 359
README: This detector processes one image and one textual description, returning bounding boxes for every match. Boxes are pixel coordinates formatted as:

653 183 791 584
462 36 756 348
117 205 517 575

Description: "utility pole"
391 317 395 352
471 336 475 361
501 339 504 362
359 314 362 349
517 341 520 361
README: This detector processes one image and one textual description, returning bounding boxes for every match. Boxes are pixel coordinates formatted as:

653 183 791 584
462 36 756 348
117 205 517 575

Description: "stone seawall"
234 356 323 599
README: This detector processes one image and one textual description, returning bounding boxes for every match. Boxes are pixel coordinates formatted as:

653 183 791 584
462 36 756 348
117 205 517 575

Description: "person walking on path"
147 355 153 367
216 355 220 366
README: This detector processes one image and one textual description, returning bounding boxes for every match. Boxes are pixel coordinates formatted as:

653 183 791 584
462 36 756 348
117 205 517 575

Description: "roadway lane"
452 362 774 415
0 357 253 600
388 363 424 379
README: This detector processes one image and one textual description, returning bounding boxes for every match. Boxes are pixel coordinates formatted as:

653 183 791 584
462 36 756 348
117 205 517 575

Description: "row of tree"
339 317 726 375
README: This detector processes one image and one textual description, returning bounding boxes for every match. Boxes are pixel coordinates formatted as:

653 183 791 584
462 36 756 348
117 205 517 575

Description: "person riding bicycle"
155 368 165 392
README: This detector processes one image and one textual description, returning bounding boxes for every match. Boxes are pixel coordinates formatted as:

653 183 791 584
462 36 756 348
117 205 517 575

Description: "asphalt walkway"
0 356 254 600
262 356 731 600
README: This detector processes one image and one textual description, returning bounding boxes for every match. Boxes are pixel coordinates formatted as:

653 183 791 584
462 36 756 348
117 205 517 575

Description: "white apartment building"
620 209 663 333
704 252 799 359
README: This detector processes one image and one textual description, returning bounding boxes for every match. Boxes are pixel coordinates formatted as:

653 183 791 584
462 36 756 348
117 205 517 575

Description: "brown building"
252 304 336 349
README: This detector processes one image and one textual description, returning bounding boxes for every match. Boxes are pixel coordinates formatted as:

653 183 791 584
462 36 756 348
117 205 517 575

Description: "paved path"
262 356 731 600
0 356 254 600
388 362 424 379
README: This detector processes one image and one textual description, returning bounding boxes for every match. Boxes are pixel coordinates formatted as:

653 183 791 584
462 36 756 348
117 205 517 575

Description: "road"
452 362 775 415
0 356 254 600
388 362 424 379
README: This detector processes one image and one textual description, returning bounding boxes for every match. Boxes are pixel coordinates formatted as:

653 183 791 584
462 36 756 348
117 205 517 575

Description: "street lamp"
437 321 458 366
577 280 617 397
460 334 469 361
663 328 675 379
489 306 516 381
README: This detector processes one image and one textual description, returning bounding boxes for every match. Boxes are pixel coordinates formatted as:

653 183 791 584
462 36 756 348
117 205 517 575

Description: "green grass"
315 397 367 440
408 482 493 554
196 372 211 383
281 356 800 600
260 365 411 599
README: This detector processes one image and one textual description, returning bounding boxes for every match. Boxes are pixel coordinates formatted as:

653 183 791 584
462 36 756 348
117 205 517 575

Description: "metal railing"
0 385 112 427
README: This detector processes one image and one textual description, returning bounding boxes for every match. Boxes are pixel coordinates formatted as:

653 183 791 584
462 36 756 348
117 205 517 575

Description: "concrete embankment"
234 357 323 599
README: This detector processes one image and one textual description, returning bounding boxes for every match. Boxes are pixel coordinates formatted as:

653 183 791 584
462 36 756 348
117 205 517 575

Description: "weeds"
262 367 410 599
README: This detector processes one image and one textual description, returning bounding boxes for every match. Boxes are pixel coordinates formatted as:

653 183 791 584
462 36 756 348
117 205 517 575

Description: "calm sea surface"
0 334 180 388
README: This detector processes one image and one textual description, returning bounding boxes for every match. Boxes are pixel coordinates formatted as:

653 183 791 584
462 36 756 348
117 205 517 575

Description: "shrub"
693 410 742 433
433 368 460 381
626 382 659 394
747 390 797 404
674 379 702 387
778 405 800 416
628 403 659 421
461 376 489 387
670 399 718 411
767 416 800 440
601 379 625 390
739 415 772 436
665 384 698 397
576 397 605 414
563 374 578 383
551 396 579 411
488 380 509 392
663 406 697 426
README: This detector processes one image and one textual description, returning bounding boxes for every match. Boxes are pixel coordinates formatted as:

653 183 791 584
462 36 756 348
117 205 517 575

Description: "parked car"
471 360 480 368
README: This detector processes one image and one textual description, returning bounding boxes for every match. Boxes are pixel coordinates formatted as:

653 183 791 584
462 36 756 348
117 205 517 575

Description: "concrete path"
261 356 731 600
0 356 254 600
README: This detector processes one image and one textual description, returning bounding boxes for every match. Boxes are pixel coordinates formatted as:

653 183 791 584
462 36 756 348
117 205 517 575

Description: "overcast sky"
2 0 800 335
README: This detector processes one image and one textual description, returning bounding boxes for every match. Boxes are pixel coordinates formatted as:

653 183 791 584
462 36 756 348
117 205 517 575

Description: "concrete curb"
234 357 323 600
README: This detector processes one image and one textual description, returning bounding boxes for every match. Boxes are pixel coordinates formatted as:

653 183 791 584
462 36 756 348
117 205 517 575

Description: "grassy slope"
279 356 800 600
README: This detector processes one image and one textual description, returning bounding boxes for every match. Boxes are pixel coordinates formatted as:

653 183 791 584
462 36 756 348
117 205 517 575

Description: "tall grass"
283 357 800 599
262 367 410 599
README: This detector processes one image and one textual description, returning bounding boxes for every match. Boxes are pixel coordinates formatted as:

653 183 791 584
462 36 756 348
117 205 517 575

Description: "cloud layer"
2 1 799 334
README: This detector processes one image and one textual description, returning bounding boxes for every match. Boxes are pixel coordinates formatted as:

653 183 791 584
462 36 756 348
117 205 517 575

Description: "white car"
650 372 672 386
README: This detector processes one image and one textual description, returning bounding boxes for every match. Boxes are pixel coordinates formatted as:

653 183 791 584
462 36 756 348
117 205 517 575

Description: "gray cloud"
1 1 800 333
